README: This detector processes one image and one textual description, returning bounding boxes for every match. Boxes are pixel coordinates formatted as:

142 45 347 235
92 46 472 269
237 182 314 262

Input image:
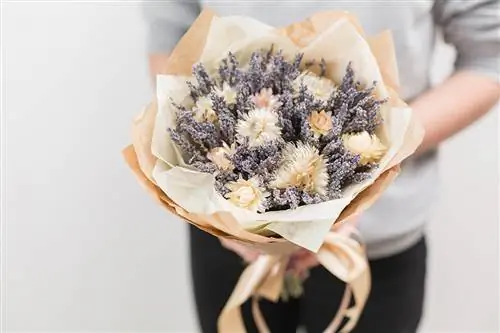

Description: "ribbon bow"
218 228 371 333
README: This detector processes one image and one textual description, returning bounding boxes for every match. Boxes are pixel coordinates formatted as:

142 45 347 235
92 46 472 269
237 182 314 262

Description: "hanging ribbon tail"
217 255 287 333
318 232 372 333
251 255 289 333
217 230 370 333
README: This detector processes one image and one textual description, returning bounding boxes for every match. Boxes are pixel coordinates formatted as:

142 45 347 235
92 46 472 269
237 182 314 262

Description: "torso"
200 0 437 100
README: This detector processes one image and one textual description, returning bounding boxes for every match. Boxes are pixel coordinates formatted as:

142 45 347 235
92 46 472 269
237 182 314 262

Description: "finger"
242 251 260 263
291 249 312 260
290 254 319 274
336 213 360 232
221 240 260 263
233 244 256 259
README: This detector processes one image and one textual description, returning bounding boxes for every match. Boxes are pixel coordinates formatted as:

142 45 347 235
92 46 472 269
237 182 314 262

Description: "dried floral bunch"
168 48 388 212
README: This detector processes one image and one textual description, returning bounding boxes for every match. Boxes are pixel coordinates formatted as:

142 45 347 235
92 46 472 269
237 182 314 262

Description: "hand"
220 238 261 263
287 249 319 279
287 214 360 278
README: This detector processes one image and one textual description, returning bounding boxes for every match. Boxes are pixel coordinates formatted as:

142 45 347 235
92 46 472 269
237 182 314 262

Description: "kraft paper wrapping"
123 9 424 333
148 11 418 252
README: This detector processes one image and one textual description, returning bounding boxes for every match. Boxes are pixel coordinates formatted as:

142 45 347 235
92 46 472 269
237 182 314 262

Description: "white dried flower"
236 108 282 147
193 96 217 122
215 82 237 105
207 142 236 171
225 177 269 212
343 131 387 165
272 142 329 196
252 88 282 110
293 73 336 101
309 110 333 137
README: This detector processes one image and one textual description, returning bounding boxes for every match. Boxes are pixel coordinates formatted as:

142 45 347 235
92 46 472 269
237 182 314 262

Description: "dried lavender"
210 93 236 144
177 114 221 149
215 170 239 196
192 63 215 95
328 63 385 134
272 187 302 210
168 128 205 164
168 48 387 212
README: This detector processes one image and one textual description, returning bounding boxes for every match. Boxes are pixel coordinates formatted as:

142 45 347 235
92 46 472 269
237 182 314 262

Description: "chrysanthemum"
272 142 329 196
293 73 336 101
225 176 270 212
342 131 387 165
207 142 236 171
193 96 217 122
236 108 282 147
252 88 282 110
215 82 237 105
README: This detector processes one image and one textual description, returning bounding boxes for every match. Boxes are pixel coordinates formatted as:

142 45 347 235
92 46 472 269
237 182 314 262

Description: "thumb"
220 239 260 263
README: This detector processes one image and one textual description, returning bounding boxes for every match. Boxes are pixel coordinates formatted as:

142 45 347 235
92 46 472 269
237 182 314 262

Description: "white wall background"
2 2 498 333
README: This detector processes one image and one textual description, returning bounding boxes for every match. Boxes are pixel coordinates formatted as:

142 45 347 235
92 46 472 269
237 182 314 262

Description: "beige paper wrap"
123 9 424 333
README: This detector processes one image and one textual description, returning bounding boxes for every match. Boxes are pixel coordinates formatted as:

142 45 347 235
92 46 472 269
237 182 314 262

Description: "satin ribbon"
217 229 371 333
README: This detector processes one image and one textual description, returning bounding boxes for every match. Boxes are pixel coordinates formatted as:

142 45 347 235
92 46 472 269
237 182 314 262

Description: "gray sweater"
142 0 499 258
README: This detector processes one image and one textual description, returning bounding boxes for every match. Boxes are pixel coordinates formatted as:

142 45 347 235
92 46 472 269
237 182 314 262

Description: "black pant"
189 225 427 333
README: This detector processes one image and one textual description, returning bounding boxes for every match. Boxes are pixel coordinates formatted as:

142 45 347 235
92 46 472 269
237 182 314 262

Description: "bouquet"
124 9 424 333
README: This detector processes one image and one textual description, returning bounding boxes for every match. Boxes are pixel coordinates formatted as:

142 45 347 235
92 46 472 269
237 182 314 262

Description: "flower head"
252 88 282 110
293 73 335 101
236 108 282 147
309 110 333 137
207 142 236 171
342 131 387 165
193 96 217 122
215 82 237 105
272 142 329 196
225 176 269 212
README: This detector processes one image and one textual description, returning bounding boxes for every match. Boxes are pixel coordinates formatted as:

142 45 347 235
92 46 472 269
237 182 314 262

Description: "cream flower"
343 131 387 165
309 110 333 137
193 96 217 122
207 142 236 171
272 142 329 195
293 73 336 101
236 108 282 147
215 82 237 105
252 88 282 110
225 177 269 212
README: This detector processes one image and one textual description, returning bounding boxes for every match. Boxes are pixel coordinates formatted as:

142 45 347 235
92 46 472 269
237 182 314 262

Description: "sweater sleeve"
142 0 202 53
432 0 500 82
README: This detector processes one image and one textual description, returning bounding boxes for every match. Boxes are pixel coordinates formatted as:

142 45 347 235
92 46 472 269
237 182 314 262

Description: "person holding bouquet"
141 1 500 332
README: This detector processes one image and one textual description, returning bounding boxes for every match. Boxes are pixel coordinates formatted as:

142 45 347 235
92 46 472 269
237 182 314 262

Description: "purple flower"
327 63 386 135
168 49 385 211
